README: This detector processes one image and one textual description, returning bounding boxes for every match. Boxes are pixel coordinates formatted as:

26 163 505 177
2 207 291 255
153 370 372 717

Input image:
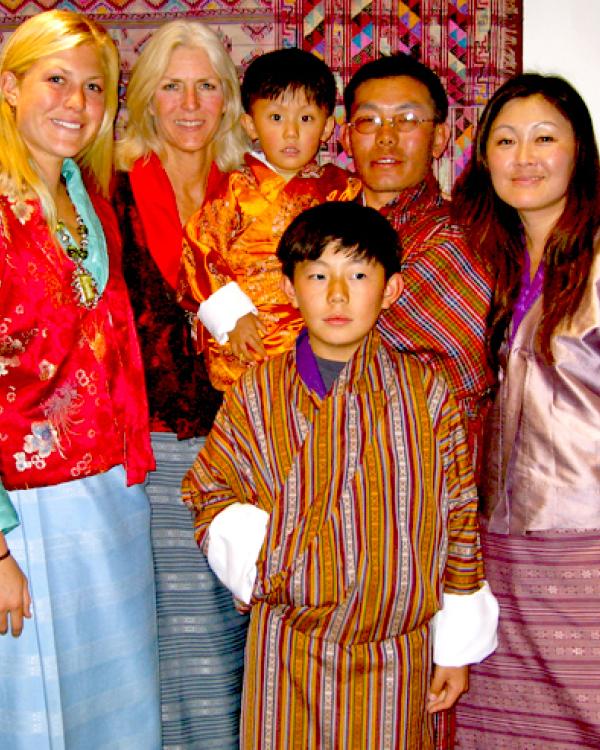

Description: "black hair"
343 53 448 122
241 48 337 115
277 202 401 280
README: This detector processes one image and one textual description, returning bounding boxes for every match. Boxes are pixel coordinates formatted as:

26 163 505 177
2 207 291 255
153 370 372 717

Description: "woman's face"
485 94 576 226
151 45 225 160
1 43 106 182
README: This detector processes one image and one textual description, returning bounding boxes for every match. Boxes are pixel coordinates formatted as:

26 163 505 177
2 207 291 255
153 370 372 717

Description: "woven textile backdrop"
0 0 522 190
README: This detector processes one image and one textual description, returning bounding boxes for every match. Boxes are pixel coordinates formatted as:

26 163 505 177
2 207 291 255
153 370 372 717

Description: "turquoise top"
61 158 109 293
0 481 18 535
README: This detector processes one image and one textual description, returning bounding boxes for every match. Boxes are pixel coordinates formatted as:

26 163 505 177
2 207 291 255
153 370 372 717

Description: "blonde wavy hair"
115 20 248 173
0 9 119 222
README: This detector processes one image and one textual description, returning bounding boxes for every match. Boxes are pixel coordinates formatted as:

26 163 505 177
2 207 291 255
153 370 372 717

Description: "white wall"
524 0 600 139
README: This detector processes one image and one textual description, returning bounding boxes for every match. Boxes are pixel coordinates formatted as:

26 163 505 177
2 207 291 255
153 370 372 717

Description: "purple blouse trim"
296 328 328 398
509 252 544 348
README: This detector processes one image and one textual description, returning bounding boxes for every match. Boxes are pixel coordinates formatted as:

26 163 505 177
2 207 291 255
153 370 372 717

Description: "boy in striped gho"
183 201 499 750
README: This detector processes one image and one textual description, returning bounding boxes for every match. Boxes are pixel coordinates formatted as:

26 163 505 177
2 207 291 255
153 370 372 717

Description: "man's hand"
228 312 267 363
426 665 469 713
0 552 31 637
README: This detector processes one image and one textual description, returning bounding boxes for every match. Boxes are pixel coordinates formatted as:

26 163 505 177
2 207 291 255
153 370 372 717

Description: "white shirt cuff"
431 581 499 666
198 282 258 344
206 502 269 605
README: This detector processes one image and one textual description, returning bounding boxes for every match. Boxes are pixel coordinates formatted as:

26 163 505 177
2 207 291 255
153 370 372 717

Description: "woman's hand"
0 551 31 637
426 665 469 713
228 313 267 363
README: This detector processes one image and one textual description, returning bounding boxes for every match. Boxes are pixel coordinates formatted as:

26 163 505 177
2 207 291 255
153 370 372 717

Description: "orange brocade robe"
183 331 484 749
179 154 361 390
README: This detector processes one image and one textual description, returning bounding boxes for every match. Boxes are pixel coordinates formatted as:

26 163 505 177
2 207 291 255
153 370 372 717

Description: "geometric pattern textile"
0 0 522 190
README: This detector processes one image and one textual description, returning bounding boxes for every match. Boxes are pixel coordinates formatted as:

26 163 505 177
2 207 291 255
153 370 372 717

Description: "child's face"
242 89 334 180
282 241 402 361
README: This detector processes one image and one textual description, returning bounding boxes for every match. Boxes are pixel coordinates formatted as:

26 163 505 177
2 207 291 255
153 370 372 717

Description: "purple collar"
295 329 327 398
509 252 544 347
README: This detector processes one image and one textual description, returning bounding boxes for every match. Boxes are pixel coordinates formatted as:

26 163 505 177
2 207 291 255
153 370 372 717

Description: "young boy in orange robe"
178 48 360 390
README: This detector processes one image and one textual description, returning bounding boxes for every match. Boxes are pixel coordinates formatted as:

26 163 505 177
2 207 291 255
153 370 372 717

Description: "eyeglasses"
348 113 437 135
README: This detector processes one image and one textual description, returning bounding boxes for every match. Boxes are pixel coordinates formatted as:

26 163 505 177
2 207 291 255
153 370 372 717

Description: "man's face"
341 76 450 209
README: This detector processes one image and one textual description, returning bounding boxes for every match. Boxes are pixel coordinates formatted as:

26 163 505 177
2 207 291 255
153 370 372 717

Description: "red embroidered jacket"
0 188 153 490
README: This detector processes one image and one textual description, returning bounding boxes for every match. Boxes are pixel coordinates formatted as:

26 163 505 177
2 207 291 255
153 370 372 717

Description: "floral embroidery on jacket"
39 359 57 381
14 420 58 471
7 192 34 226
43 382 84 453
0 320 28 376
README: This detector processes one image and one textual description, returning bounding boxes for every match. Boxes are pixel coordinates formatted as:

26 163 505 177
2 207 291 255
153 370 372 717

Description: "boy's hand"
228 313 267 363
0 553 32 637
426 665 469 713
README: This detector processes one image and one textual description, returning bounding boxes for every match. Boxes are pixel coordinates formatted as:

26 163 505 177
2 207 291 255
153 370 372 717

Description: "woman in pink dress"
453 73 600 750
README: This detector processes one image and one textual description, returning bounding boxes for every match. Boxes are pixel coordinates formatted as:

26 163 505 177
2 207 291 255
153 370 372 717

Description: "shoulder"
222 351 295 420
321 163 362 198
240 349 294 393
319 162 351 179
398 198 488 281
377 339 432 381
293 162 361 201
206 163 255 206
0 190 39 234
311 161 356 186
377 340 451 406
207 163 241 196
411 198 468 247
0 193 44 272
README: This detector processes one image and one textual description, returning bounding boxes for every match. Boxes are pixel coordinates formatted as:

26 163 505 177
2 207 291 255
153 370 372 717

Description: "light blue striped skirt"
148 432 248 750
0 465 161 750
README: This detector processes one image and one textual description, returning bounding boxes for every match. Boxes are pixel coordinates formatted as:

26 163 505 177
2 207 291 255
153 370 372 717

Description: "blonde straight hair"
0 9 119 223
116 20 248 173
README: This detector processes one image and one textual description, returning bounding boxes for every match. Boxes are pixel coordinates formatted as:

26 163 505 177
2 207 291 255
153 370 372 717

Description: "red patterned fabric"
112 159 223 437
377 174 495 471
127 153 222 291
0 190 153 489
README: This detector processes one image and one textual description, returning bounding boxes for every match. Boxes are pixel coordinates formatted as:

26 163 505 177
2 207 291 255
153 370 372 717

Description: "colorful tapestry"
0 1 522 189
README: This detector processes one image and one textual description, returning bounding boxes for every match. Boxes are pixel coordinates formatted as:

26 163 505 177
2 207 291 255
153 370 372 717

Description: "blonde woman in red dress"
0 10 160 749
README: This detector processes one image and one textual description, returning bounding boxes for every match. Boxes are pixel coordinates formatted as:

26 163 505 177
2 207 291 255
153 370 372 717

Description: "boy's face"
242 89 334 180
282 241 403 362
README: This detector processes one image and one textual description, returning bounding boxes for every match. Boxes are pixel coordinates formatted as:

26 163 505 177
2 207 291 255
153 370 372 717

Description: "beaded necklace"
55 209 99 308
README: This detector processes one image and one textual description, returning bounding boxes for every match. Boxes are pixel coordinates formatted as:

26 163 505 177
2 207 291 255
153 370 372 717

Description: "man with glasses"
341 54 494 475
341 54 496 750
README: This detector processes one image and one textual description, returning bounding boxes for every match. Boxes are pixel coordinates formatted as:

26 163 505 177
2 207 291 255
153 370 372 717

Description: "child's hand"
0 553 32 637
228 313 267 363
426 665 469 713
